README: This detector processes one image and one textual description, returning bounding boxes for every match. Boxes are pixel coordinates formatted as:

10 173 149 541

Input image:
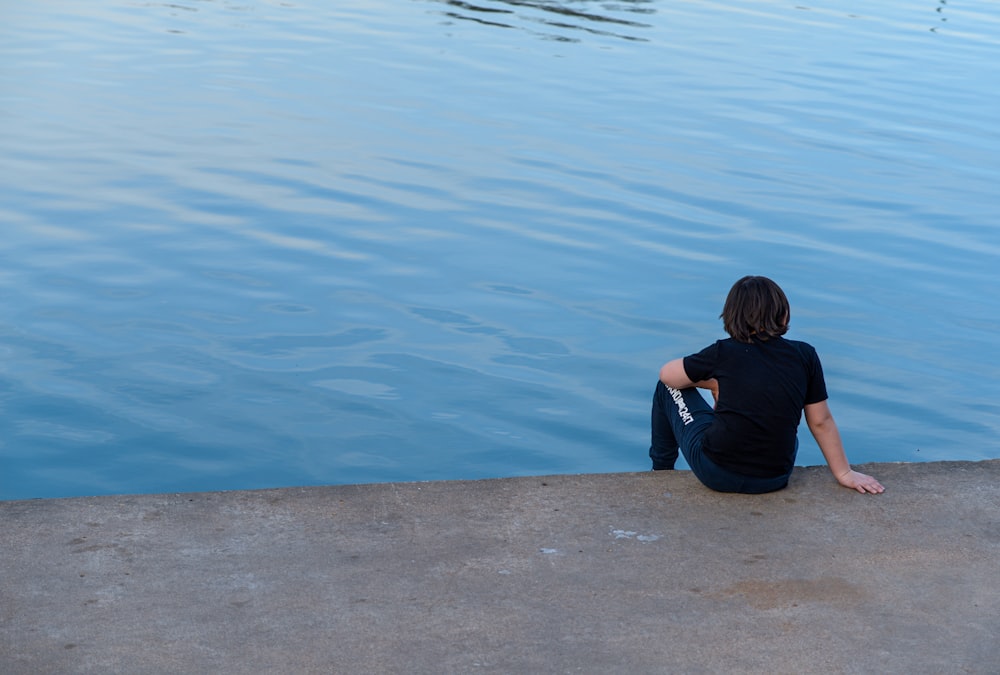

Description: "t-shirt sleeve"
682 341 720 383
805 347 829 405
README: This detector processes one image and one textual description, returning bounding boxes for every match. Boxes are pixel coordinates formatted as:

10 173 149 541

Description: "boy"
650 275 884 495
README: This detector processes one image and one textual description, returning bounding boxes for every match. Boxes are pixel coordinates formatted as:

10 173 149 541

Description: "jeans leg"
649 382 679 469
659 384 714 472
651 381 714 470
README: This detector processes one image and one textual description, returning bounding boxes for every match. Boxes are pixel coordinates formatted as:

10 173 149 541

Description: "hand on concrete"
837 469 885 494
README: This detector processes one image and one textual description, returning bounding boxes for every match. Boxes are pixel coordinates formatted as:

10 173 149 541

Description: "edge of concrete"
3 460 999 674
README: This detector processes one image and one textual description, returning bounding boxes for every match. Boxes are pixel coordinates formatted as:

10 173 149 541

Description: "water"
2 0 999 500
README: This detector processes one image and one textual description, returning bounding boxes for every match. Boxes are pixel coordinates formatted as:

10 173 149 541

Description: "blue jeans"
649 381 792 494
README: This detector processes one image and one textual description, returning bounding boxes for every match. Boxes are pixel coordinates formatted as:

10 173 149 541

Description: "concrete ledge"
3 460 999 674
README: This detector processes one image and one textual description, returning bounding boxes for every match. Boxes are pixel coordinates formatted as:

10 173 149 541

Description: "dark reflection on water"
434 0 654 41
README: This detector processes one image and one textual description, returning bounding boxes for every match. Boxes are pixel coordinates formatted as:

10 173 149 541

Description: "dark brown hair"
720 275 790 343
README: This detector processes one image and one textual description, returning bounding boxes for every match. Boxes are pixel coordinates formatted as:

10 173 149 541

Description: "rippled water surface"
2 0 999 499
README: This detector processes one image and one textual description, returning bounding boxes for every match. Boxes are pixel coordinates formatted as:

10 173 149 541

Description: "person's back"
686 335 824 478
650 275 884 495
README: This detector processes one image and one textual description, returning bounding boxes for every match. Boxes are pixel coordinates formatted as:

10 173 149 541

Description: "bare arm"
659 358 694 389
804 400 884 494
659 359 718 405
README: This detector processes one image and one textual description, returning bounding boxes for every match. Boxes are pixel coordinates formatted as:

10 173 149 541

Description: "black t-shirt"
683 335 828 478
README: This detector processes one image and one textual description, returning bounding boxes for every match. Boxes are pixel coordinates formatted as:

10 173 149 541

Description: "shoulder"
690 338 736 357
686 338 752 372
779 337 823 365
684 338 729 369
712 337 742 351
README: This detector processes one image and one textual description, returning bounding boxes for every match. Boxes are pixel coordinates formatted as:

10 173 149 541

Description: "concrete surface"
2 460 999 674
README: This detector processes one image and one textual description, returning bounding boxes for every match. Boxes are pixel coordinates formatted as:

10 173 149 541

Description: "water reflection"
433 0 654 41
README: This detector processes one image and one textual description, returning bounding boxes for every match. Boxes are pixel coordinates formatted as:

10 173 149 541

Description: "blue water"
2 0 999 500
